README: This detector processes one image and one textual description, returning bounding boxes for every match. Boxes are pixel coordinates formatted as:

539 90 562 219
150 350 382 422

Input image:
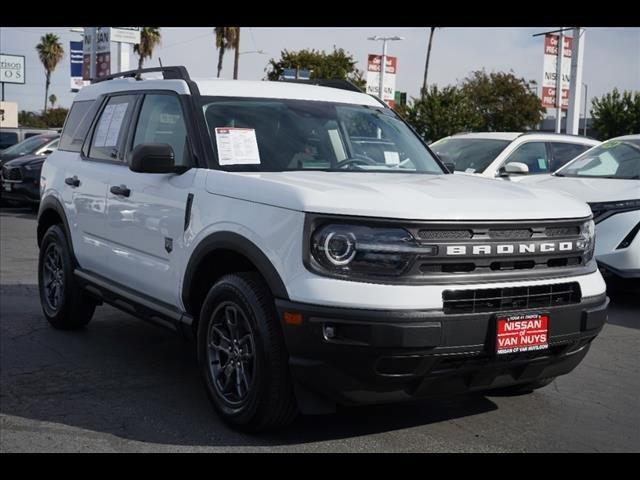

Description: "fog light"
324 325 336 340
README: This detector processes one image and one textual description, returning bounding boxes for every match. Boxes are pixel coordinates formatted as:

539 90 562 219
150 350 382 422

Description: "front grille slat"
442 282 581 314
2 166 23 182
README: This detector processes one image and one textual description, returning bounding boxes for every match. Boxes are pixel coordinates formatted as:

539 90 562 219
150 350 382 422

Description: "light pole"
582 82 588 136
367 35 403 104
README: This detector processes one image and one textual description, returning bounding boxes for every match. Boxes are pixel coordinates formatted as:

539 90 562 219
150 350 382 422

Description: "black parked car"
0 133 59 168
0 154 48 207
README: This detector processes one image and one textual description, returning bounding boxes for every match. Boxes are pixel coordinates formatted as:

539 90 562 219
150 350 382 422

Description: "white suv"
37 67 608 431
430 132 599 180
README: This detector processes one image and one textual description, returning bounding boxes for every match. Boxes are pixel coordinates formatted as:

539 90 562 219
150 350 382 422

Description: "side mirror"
129 144 188 174
499 162 529 176
42 149 54 155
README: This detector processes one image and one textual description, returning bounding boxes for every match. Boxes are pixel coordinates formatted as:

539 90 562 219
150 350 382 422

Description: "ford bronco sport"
37 67 608 431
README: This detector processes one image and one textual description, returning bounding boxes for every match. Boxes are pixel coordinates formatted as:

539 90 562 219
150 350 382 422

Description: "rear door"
102 91 198 306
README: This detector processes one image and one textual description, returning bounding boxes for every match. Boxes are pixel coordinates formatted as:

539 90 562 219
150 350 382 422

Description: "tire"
197 272 298 432
486 376 557 396
38 224 96 330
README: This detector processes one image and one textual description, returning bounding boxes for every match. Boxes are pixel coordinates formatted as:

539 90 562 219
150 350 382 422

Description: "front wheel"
197 273 298 431
38 224 96 329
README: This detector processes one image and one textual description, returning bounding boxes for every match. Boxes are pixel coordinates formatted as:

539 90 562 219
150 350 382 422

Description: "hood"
2 154 46 168
0 152 23 164
519 174 640 203
205 170 592 221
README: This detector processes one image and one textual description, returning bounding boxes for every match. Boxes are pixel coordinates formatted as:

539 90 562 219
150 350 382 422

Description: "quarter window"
549 142 591 171
132 94 189 167
59 100 95 152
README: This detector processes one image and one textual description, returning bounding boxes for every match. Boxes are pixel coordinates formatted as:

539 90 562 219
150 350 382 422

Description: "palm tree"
134 27 162 77
421 27 437 97
49 94 57 109
36 34 64 113
214 27 240 78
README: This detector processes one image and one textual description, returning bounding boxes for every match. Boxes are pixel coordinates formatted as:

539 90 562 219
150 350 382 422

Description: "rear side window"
59 100 96 152
549 142 591 171
89 95 136 162
504 141 549 174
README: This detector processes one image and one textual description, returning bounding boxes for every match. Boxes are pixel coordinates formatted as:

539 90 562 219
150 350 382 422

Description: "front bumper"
276 293 608 411
0 178 40 205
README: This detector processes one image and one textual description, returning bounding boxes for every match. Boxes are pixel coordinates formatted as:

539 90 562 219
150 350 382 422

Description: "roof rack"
92 66 191 84
276 78 363 93
518 131 597 140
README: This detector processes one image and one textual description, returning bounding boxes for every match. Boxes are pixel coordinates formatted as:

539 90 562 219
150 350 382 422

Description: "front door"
102 92 197 307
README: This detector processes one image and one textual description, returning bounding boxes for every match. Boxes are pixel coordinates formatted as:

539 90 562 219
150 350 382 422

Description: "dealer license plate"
496 313 549 355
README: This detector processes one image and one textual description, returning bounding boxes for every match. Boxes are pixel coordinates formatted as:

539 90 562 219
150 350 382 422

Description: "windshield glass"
1 135 54 156
429 137 511 173
201 97 444 174
556 139 640 179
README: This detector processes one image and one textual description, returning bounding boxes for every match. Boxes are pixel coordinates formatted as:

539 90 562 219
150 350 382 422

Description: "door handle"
65 176 80 187
110 184 131 197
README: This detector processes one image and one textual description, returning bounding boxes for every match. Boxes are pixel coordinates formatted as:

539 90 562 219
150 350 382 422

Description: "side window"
59 100 95 152
504 142 549 174
550 142 591 171
89 95 136 161
132 94 189 167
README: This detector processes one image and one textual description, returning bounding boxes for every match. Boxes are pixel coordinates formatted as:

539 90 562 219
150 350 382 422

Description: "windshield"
556 139 640 179
429 137 511 173
1 135 55 156
201 97 444 174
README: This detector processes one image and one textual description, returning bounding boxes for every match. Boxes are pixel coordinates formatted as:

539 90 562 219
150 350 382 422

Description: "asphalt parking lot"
1 206 638 452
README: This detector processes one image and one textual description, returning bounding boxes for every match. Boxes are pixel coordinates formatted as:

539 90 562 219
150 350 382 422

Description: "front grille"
2 166 23 182
404 218 588 280
442 282 581 314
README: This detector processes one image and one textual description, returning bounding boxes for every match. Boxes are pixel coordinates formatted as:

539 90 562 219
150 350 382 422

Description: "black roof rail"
276 78 363 93
92 66 191 84
518 131 597 140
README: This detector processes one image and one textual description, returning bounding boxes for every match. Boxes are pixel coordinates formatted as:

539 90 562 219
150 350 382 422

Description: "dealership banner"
83 27 111 81
541 33 572 110
70 41 89 91
365 54 397 108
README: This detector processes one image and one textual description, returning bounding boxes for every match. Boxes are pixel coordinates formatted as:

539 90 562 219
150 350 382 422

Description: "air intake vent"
442 282 581 314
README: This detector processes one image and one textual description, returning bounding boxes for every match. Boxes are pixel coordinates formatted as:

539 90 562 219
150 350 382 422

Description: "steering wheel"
335 154 378 169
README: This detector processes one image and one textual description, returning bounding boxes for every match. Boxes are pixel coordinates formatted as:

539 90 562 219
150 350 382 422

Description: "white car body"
431 132 600 181
520 135 640 280
36 70 609 420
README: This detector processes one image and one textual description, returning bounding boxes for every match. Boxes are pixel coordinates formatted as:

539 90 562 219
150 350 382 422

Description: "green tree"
134 27 162 76
590 89 640 140
265 47 366 90
18 110 47 128
36 33 64 114
48 94 57 109
214 27 240 78
396 85 479 143
461 70 545 131
41 107 69 128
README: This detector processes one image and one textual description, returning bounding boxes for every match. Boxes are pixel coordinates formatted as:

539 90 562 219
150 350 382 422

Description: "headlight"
24 162 44 171
589 199 640 223
309 223 436 278
577 219 595 263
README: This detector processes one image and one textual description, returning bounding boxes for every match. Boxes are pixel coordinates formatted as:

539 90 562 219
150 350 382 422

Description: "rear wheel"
38 224 96 329
197 273 298 431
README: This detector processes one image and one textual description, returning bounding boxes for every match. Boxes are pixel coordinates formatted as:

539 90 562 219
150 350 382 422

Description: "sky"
1 26 638 114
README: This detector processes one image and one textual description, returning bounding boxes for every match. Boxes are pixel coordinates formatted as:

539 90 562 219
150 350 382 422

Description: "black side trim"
37 196 78 266
182 231 290 314
184 193 194 231
75 269 193 338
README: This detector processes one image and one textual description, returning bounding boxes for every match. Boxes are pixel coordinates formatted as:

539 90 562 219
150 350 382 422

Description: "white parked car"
430 132 600 181
37 67 608 431
520 135 640 283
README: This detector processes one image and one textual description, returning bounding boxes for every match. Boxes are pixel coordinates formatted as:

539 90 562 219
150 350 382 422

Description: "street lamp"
367 35 403 104
582 82 588 136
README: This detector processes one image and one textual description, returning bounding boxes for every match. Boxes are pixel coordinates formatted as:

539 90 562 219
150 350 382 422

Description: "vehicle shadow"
0 206 38 220
0 283 498 449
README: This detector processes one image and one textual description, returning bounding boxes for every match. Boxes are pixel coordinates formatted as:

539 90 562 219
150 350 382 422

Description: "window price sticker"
214 127 261 165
